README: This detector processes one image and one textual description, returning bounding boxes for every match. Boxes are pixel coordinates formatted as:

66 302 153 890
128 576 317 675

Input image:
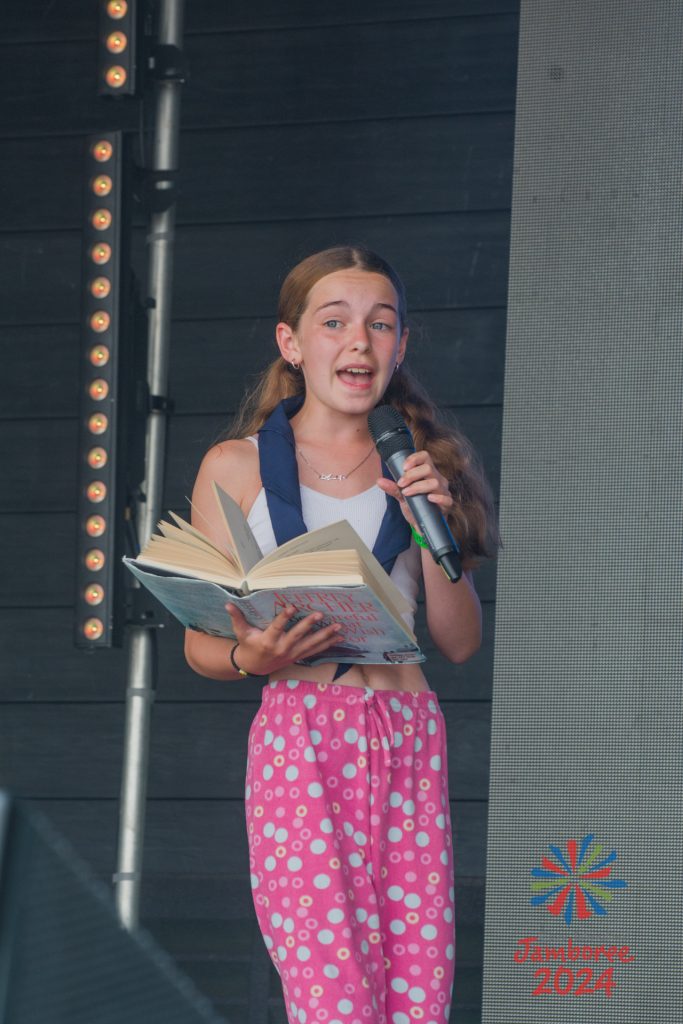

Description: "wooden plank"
0 419 78 511
165 213 511 321
0 18 517 137
1 701 490 800
31 796 488 879
0 600 495 702
0 231 81 325
139 874 485 925
0 116 513 232
137 872 485 929
163 405 502 508
166 308 506 416
0 213 509 326
0 324 79 417
0 399 500 517
178 114 514 222
0 503 498 608
179 17 517 129
0 512 75 606
0 308 506 418
0 505 498 616
2 1 518 43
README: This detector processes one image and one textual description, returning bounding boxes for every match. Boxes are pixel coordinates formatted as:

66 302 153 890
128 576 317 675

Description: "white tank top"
244 435 421 630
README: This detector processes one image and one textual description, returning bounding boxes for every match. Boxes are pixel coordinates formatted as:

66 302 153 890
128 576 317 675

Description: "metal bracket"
148 44 188 84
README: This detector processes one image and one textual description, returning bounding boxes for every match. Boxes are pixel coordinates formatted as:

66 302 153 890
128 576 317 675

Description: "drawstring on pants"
364 686 394 768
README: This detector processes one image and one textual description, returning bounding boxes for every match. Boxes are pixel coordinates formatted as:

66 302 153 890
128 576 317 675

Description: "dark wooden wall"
0 3 517 1022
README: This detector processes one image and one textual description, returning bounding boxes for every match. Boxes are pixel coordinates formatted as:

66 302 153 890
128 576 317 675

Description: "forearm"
421 552 482 663
184 629 251 681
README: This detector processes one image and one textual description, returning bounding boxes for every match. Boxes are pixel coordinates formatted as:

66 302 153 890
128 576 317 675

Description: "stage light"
92 209 112 230
86 516 107 538
88 413 109 435
76 132 126 648
90 277 111 299
89 379 109 401
85 584 105 606
90 242 112 264
92 175 113 197
107 32 128 54
85 549 106 572
87 482 107 503
87 447 108 469
92 140 113 162
89 345 110 368
99 1 138 97
83 618 105 640
89 311 111 332
107 1 128 21
105 66 127 89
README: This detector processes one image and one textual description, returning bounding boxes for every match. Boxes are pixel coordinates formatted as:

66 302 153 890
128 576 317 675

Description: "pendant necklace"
296 443 376 481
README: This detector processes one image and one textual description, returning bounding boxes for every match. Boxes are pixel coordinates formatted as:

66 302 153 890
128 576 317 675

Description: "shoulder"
191 437 261 533
199 436 258 478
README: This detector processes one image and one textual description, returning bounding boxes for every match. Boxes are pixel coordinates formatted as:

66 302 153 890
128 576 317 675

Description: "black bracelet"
229 641 250 677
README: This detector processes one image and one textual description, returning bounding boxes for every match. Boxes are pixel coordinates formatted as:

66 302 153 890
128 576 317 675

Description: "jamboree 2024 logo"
513 834 632 999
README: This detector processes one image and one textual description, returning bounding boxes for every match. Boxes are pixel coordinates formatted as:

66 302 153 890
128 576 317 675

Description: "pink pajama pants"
245 679 455 1024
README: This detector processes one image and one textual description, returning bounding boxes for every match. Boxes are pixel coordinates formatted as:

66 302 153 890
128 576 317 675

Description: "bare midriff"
267 661 430 693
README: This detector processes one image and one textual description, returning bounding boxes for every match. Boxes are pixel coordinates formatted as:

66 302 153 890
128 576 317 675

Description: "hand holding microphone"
368 405 462 583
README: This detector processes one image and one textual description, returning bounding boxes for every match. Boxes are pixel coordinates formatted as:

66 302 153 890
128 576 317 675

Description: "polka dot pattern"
245 679 455 1024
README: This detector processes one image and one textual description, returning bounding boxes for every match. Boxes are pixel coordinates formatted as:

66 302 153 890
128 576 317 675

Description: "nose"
350 324 371 351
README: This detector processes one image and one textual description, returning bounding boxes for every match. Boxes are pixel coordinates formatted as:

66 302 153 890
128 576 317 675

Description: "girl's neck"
289 398 372 449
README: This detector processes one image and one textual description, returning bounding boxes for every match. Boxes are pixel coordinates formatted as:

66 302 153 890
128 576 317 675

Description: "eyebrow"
313 300 398 315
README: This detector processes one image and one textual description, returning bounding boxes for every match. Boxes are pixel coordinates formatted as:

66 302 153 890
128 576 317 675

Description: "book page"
211 481 264 576
253 519 412 619
165 511 234 559
158 517 240 569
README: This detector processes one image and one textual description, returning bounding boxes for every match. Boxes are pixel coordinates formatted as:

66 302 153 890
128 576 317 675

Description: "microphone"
368 405 462 583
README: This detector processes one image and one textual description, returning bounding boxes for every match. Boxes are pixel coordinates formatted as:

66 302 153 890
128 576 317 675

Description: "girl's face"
276 268 408 414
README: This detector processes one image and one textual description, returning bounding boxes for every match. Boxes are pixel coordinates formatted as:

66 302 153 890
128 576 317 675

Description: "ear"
275 322 302 366
396 325 409 366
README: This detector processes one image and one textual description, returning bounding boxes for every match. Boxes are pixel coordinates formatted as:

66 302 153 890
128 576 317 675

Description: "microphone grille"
368 405 415 459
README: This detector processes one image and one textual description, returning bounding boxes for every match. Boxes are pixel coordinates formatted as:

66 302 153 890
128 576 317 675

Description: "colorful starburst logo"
530 834 627 925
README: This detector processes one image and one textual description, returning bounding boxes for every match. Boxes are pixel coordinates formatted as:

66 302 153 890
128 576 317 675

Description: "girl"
185 247 498 1024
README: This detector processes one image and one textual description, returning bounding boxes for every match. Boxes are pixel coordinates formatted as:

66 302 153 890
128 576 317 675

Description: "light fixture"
99 1 138 97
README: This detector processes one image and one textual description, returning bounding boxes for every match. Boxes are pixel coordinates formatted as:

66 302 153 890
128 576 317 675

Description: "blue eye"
323 319 342 329
371 321 392 331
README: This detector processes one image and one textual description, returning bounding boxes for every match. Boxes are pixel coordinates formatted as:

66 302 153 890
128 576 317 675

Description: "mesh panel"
481 2 683 1021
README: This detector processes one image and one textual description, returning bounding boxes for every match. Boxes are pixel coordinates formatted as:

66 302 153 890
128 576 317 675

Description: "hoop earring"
394 362 401 374
290 360 301 371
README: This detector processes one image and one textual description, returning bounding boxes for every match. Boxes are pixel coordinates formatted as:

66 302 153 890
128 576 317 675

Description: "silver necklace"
296 443 376 481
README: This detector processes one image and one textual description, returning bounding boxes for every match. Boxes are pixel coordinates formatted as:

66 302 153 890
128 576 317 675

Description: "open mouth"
336 367 374 388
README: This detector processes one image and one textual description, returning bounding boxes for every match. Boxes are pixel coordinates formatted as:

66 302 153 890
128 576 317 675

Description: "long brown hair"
227 246 500 563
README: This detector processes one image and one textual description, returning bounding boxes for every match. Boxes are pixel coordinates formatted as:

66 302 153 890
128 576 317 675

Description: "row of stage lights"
99 1 137 96
76 134 124 646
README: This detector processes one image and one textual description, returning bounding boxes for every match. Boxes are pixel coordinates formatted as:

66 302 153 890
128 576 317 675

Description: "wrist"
230 641 254 677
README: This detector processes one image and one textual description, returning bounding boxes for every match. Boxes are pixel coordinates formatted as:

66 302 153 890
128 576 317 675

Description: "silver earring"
290 360 300 370
394 362 401 374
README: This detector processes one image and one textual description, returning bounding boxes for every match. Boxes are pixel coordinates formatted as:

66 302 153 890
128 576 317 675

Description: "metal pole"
114 0 185 931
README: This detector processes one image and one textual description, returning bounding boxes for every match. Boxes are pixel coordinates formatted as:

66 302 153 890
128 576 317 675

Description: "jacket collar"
257 394 411 573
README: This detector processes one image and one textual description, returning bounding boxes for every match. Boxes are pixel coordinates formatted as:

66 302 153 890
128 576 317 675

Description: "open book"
123 482 424 666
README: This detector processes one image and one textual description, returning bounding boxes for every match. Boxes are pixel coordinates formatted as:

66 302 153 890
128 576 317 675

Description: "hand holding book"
123 481 425 666
224 600 343 676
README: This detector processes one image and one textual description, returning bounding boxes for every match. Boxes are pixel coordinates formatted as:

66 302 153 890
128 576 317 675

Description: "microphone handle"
385 451 462 583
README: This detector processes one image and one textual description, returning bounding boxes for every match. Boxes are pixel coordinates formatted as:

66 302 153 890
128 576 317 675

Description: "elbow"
184 629 208 678
430 620 482 665
445 636 481 664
